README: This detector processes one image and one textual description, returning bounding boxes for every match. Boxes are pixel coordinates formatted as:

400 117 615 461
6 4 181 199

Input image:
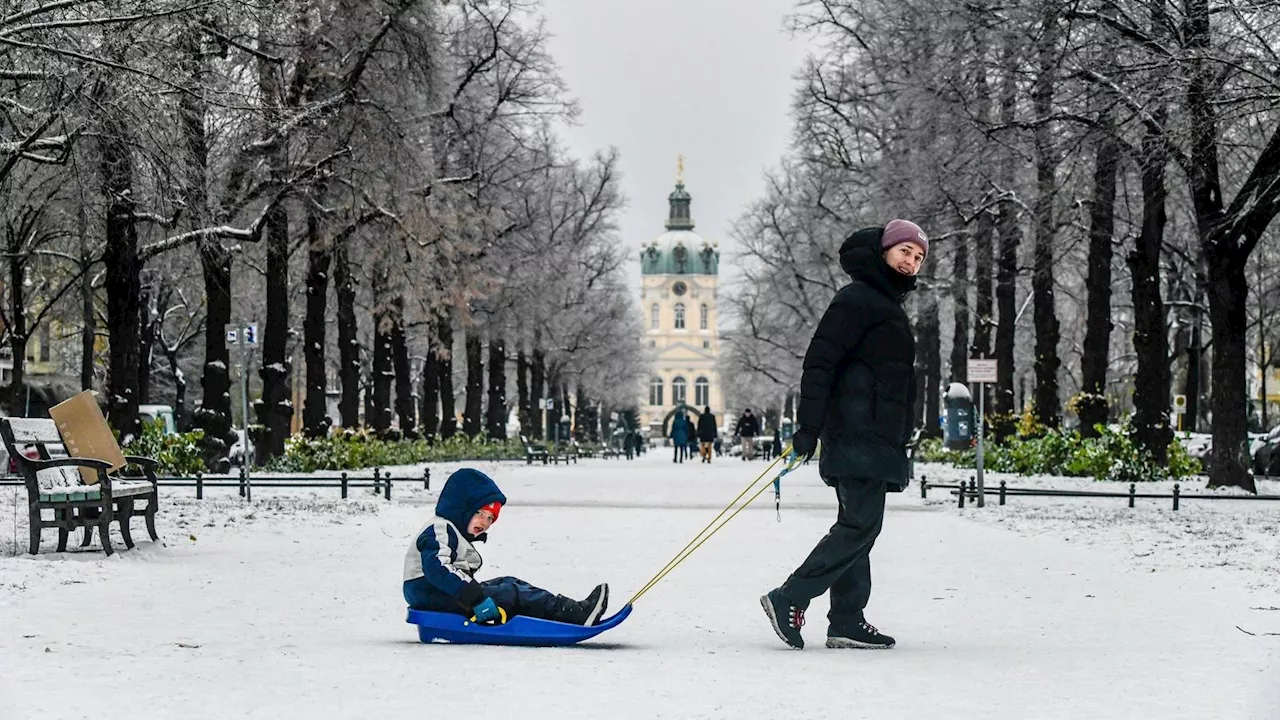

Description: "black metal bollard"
968 478 977 501
920 475 928 499
1172 483 1180 511
999 480 1006 506
384 470 391 501
958 482 966 509
1128 483 1136 509
423 467 431 490
373 467 382 493
341 472 349 500
196 472 204 501
239 465 246 498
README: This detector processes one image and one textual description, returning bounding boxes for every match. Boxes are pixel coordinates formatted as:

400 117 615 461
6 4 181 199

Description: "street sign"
224 323 259 346
968 358 998 384
1173 395 1187 414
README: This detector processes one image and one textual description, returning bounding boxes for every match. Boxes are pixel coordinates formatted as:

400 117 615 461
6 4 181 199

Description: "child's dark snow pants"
412 576 583 623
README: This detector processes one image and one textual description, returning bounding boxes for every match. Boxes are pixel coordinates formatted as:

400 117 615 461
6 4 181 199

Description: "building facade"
638 160 722 436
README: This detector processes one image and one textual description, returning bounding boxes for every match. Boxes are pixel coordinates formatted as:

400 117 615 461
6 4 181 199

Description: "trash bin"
944 382 974 450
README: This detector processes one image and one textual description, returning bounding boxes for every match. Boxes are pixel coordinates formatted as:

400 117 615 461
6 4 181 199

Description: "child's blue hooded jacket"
402 469 506 609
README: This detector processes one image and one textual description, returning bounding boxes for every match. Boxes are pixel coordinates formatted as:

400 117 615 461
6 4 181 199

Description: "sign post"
226 323 257 501
1172 394 1187 432
967 358 999 508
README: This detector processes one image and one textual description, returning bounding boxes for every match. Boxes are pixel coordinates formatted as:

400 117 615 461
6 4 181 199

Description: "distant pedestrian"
736 408 761 460
696 406 718 463
670 411 690 463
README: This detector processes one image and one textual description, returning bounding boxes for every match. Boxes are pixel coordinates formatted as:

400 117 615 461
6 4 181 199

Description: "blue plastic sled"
406 603 633 646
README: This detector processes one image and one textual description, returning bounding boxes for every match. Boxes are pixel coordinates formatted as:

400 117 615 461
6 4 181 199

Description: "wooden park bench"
521 435 550 465
2 417 161 556
550 442 579 465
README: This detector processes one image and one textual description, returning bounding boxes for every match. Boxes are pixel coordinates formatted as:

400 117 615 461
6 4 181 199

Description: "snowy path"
1 456 1276 719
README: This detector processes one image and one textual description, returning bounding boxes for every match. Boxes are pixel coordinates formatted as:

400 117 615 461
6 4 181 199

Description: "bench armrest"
122 455 160 483
28 456 113 471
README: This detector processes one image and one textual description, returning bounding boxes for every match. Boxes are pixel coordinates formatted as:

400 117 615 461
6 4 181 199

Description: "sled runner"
407 603 633 646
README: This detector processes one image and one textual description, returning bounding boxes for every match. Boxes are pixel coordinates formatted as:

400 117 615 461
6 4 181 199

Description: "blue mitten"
472 597 503 623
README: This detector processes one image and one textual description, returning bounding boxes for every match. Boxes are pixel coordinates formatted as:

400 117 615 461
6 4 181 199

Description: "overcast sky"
538 0 809 288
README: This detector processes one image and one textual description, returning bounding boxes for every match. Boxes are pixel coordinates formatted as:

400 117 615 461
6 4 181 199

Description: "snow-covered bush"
916 421 1202 482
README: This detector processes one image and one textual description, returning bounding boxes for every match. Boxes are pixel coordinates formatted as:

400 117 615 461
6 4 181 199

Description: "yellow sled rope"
627 445 804 606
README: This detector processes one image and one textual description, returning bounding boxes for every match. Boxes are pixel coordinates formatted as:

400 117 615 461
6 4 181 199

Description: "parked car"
1251 426 1280 476
138 404 177 435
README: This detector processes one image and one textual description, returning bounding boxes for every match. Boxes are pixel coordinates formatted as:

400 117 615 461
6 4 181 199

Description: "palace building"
638 159 722 436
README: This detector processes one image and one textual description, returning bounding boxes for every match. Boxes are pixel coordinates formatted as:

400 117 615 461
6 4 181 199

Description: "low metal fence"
0 467 434 501
919 475 1280 511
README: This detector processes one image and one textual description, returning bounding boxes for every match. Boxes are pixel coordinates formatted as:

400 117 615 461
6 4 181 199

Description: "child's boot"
557 583 609 625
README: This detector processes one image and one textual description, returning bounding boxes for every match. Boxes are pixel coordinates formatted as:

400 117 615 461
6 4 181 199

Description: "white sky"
538 0 810 289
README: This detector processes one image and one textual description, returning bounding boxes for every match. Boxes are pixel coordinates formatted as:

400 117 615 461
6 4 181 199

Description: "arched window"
700 304 709 330
674 303 686 330
649 377 664 406
695 377 710 407
672 376 687 405
650 303 660 330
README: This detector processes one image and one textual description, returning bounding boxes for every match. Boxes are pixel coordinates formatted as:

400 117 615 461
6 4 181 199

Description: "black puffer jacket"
796 226 918 489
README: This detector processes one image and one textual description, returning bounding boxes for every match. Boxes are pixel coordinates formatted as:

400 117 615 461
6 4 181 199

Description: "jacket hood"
435 468 506 540
839 226 917 301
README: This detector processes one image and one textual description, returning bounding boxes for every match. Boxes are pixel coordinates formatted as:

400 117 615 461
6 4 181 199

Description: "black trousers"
780 476 887 630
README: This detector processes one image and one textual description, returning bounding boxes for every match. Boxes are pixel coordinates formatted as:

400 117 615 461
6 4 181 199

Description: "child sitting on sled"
403 468 610 626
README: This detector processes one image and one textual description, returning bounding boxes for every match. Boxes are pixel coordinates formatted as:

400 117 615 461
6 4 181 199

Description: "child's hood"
435 468 507 536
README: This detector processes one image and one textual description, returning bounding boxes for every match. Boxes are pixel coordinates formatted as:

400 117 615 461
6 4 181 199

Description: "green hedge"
123 420 207 476
915 420 1201 483
265 432 605 473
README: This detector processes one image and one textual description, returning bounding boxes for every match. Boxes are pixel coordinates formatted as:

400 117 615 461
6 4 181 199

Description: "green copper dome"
640 175 719 275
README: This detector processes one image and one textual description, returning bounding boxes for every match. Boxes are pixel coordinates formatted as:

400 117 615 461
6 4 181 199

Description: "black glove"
791 427 819 462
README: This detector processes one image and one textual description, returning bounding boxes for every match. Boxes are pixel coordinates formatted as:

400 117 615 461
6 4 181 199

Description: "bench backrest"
0 417 80 492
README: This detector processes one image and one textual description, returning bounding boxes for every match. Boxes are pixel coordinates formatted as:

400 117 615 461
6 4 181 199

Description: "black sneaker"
580 583 609 626
826 620 895 649
760 588 805 649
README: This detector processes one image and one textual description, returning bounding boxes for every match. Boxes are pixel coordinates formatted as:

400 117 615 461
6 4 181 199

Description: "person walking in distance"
696 406 718 463
760 219 927 650
736 408 760 460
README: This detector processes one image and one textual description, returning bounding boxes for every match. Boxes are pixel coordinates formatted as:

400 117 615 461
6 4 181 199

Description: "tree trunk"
334 239 361 429
392 295 415 438
949 232 970 384
486 332 507 440
919 284 942 438
1185 290 1204 433
138 286 155 406
181 24 235 467
254 37 292 463
463 331 484 436
1030 5 1061 430
302 210 332 437
1128 120 1171 464
1079 107 1120 437
420 351 440 438
7 233 28 416
437 311 457 438
574 385 590 442
516 348 530 436
100 121 143 444
369 271 393 434
992 37 1021 426
1184 0 1270 492
530 347 546 439
165 347 188 432
1206 261 1254 491
79 204 95 392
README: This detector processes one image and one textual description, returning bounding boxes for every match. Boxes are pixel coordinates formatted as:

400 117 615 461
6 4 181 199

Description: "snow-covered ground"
1 456 1277 719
